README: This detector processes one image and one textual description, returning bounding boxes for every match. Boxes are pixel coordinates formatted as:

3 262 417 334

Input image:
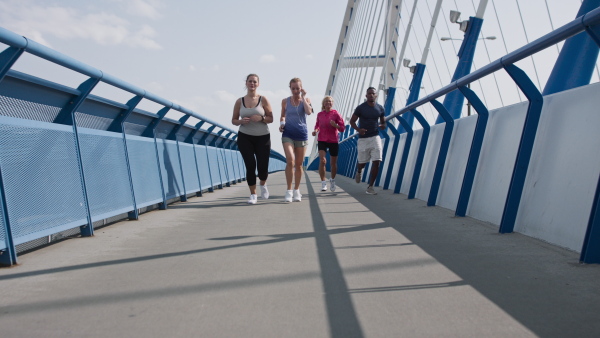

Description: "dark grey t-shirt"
353 102 385 138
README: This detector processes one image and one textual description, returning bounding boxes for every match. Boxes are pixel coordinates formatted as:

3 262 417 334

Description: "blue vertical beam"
146 106 171 209
170 115 191 202
399 63 426 132
54 77 100 236
427 100 454 206
0 46 25 83
438 17 484 122
580 174 600 263
108 95 144 220
393 116 414 194
543 0 600 96
408 109 430 199
499 64 544 234
455 85 490 217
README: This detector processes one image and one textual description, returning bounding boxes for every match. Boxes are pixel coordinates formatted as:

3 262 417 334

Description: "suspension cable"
491 0 523 101
515 0 543 89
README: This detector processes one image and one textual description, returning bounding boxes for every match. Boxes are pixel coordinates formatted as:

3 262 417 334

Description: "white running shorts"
357 135 382 164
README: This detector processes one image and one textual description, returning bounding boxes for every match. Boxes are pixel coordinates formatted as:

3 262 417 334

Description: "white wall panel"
515 82 600 251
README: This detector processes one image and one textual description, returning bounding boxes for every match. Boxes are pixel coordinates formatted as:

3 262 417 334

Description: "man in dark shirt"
349 87 386 195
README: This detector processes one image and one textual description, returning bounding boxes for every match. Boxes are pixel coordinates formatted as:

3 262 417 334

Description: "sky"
0 0 596 156
0 0 348 155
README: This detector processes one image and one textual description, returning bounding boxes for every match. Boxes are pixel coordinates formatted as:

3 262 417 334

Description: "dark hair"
367 87 377 93
246 73 259 82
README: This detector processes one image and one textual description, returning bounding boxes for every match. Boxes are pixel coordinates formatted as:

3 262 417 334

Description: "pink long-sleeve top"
314 109 345 143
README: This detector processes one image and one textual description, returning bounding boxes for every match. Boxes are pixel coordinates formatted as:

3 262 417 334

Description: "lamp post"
440 36 496 41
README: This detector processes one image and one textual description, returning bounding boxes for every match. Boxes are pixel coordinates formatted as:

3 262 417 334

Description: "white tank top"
238 96 270 136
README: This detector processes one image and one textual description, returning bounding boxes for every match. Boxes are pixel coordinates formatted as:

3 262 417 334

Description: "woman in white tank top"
232 74 274 204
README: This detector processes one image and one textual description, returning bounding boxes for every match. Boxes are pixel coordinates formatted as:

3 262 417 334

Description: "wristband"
280 121 285 127
261 115 265 122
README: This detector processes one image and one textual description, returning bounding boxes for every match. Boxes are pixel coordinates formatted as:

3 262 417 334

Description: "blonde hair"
321 96 334 111
289 77 302 87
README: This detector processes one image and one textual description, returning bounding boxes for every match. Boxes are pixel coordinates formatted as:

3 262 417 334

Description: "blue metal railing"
325 6 600 263
0 27 286 266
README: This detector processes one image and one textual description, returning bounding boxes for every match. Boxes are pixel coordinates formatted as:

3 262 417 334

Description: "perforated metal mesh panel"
178 143 200 194
206 146 222 186
125 135 163 208
0 94 61 122
0 116 88 245
124 121 148 136
235 152 244 179
78 128 134 221
225 149 238 181
75 112 114 131
157 139 183 199
195 145 212 190
219 149 231 182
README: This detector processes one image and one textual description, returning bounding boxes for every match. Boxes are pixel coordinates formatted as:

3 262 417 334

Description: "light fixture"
449 10 461 23
440 36 497 41
402 58 416 74
449 10 469 32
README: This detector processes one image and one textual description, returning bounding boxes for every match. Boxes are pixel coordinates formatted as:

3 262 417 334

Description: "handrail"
340 6 600 143
0 26 236 135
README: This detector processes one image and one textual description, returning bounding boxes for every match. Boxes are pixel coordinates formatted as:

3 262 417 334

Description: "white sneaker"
321 181 327 191
330 178 336 192
260 184 269 199
293 189 302 202
284 190 293 203
366 186 377 195
247 194 257 204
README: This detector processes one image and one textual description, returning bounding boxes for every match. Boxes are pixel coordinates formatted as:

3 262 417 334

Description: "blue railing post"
168 115 191 202
54 77 101 237
393 116 414 194
375 126 391 187
143 106 170 210
427 100 454 206
108 95 144 220
231 135 243 183
0 173 16 266
186 121 205 197
455 86 489 217
580 174 600 263
198 125 217 192
210 129 226 189
408 109 430 199
217 131 233 187
0 46 24 83
499 64 544 234
382 122 401 190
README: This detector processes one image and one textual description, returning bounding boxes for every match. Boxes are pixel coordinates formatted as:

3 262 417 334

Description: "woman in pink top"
312 96 345 192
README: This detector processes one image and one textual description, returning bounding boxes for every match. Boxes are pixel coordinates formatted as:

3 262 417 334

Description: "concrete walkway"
1 170 599 337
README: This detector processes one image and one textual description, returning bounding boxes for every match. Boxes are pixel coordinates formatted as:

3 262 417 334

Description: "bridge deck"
1 171 599 337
